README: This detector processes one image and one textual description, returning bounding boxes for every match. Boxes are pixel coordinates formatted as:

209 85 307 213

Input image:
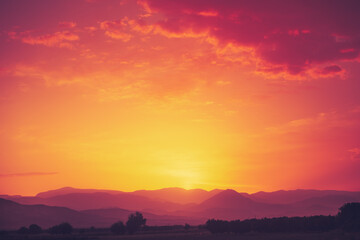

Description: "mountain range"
1 187 360 230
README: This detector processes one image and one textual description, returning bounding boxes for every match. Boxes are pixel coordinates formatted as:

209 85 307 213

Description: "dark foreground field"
1 229 360 240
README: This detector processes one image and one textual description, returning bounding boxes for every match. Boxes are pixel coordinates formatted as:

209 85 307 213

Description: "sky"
1 0 360 196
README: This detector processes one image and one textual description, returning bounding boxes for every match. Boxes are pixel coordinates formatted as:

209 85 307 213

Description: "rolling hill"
2 187 360 230
0 198 203 230
0 198 96 229
35 186 125 198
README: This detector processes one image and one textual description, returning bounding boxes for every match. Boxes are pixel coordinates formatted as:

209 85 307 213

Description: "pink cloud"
348 147 360 160
319 65 343 75
20 31 79 48
140 0 360 75
100 19 133 41
58 21 77 28
99 17 156 40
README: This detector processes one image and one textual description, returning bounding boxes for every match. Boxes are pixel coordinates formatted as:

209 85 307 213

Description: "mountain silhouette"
249 189 360 204
36 187 124 198
44 192 184 213
132 187 222 204
83 207 201 226
2 192 187 215
198 189 254 209
186 189 290 220
291 193 360 215
35 187 222 204
2 187 360 229
0 198 203 230
0 198 96 229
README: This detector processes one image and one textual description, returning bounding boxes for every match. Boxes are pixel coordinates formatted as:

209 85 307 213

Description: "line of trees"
206 202 360 234
48 222 73 234
17 224 43 234
17 222 73 235
16 212 146 236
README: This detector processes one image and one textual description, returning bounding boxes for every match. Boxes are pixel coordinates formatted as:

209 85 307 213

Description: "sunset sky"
1 0 360 195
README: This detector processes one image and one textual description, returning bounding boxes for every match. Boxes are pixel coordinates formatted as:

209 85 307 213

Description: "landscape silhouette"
1 187 360 239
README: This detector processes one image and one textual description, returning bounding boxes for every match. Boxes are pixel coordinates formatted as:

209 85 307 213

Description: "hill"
0 198 96 229
249 189 360 204
2 187 360 226
0 198 203 230
36 186 125 198
132 187 222 204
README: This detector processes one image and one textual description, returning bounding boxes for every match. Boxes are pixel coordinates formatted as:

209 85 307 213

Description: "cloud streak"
0 172 59 178
22 31 79 48
9 30 79 48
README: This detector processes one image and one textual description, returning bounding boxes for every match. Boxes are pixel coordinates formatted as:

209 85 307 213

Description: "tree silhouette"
29 224 42 234
17 227 28 234
126 212 146 234
110 221 126 235
338 202 360 232
184 223 190 230
49 222 73 234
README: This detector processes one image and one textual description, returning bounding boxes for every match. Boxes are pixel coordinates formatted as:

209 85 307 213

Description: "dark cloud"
141 0 360 75
320 65 342 75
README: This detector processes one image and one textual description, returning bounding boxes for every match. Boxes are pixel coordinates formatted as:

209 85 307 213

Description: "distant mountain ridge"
132 187 223 204
0 198 96 229
35 186 125 198
34 186 222 204
248 189 360 204
199 189 253 207
1 187 360 230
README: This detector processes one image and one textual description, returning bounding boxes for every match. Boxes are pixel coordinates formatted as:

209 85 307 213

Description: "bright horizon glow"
1 0 360 196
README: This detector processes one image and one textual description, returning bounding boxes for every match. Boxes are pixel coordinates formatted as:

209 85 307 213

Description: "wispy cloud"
22 31 79 48
8 30 79 48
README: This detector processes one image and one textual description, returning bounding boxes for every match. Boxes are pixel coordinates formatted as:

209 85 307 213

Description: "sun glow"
1 0 360 195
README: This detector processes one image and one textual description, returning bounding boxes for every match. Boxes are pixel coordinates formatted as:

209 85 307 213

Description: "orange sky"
1 0 360 195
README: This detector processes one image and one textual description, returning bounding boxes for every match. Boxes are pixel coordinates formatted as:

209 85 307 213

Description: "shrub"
17 227 28 234
49 222 73 234
29 224 42 234
110 221 126 235
338 202 360 232
184 223 190 230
